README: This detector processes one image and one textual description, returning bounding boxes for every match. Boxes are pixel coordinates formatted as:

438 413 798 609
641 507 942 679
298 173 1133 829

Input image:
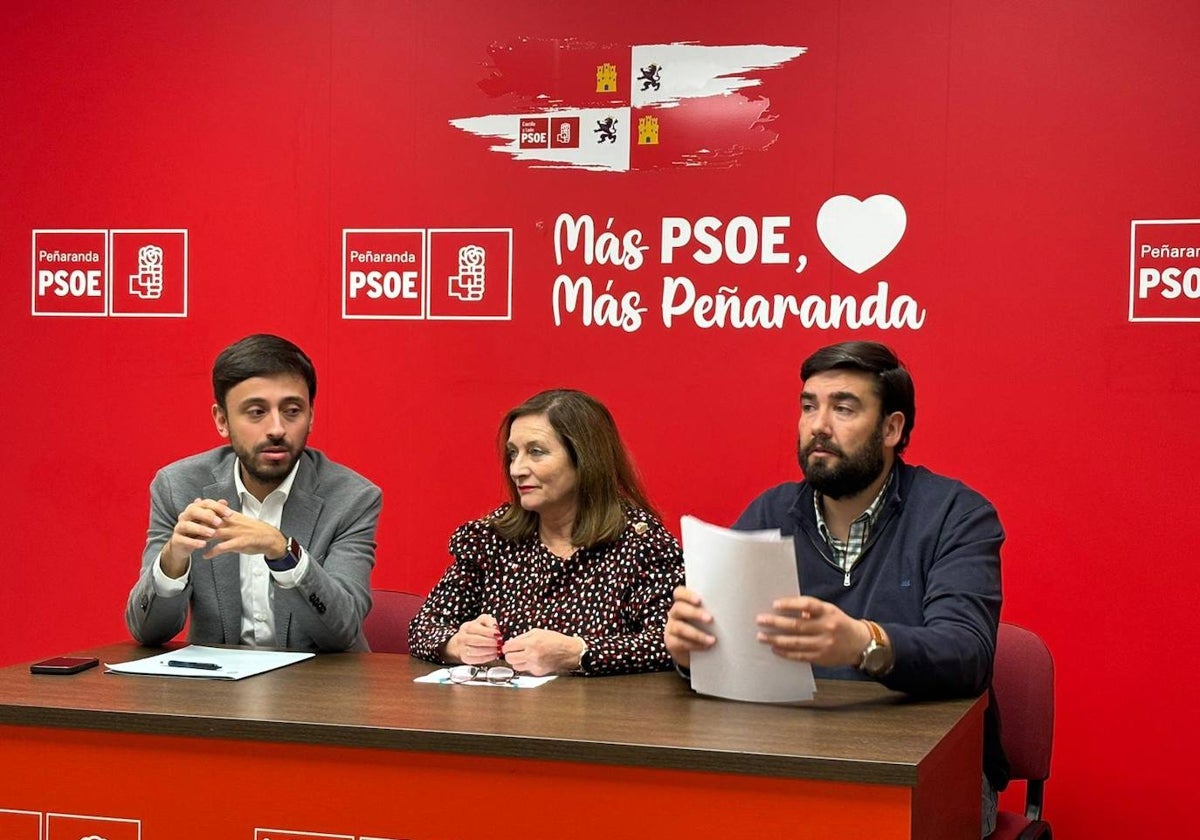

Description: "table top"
0 641 983 786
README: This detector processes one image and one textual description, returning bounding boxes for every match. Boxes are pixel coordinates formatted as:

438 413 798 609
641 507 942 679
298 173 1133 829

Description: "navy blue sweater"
734 460 1009 789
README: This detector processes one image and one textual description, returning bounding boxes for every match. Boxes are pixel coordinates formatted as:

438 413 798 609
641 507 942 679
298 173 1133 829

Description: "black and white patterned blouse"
408 504 684 676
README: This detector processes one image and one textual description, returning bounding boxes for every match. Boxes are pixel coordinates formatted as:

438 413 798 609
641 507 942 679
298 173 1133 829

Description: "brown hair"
212 334 316 410
802 341 916 455
490 389 658 547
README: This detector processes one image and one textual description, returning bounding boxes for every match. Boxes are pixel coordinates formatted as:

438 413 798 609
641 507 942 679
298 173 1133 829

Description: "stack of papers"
105 645 314 681
681 515 816 703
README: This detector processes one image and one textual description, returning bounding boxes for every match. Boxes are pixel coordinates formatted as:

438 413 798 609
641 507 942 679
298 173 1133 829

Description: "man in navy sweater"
665 340 1008 836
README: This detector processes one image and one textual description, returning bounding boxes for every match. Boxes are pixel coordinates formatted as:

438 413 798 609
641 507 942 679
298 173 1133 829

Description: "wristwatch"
265 536 302 572
858 619 894 677
573 635 591 674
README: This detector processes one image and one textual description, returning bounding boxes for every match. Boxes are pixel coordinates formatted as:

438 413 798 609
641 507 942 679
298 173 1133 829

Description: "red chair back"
987 621 1055 838
363 589 425 654
994 622 1055 782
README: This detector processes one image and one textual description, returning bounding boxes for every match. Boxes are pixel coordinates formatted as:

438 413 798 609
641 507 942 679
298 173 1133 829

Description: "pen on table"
167 660 222 671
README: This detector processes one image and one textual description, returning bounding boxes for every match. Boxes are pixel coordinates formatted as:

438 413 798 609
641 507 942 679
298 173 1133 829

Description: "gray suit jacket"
125 446 382 652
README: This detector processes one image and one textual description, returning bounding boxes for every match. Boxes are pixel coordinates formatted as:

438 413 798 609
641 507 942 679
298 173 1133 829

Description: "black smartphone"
30 656 100 675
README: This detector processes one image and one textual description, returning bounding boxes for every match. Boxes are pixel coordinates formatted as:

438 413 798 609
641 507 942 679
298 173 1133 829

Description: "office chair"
363 589 425 654
986 621 1055 840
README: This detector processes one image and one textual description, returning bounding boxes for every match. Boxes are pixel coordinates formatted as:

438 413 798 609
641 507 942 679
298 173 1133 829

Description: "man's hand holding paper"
755 595 875 668
672 516 816 703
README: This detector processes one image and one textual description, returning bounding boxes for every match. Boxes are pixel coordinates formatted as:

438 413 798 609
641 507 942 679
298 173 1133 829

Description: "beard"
796 421 886 500
233 439 303 488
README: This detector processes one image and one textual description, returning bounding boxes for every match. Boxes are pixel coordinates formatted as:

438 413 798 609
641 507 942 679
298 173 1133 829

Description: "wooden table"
0 642 984 840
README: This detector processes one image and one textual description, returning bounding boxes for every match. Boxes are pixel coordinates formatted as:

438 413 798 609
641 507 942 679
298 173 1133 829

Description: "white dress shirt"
151 458 310 646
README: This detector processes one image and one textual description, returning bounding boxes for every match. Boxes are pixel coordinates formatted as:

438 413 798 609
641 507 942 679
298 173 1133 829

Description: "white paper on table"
681 515 816 703
105 644 314 681
414 669 557 689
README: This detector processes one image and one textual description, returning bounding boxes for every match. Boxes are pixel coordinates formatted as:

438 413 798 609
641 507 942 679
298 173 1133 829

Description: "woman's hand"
501 629 585 676
443 614 503 665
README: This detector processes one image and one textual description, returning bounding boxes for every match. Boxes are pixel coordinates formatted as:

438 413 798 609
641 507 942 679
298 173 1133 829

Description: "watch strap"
265 536 302 572
863 619 884 647
858 619 893 676
573 635 590 674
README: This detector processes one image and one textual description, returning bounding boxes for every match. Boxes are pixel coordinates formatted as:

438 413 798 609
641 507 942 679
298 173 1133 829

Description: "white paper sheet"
681 515 816 703
414 669 557 689
105 644 314 681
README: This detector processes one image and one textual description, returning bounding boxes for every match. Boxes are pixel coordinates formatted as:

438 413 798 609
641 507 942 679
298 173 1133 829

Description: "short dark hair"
491 389 658 547
800 341 916 456
212 334 317 409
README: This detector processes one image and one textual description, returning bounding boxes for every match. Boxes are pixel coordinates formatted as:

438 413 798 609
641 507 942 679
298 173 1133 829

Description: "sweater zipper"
840 500 898 587
796 474 902 589
803 529 852 586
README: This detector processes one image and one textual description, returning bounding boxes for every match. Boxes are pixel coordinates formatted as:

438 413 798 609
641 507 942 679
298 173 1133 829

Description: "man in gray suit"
125 334 382 652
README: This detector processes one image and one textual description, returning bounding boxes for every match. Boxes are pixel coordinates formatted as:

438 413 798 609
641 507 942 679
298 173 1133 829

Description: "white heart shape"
816 194 907 274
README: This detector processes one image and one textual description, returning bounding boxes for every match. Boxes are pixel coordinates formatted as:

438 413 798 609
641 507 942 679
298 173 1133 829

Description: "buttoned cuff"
268 548 309 589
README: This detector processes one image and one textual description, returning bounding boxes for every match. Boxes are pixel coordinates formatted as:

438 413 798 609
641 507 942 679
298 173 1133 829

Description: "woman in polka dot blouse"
408 389 684 676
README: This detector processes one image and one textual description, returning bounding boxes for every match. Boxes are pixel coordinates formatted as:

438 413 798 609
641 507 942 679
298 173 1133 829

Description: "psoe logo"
519 117 549 149
343 228 426 319
31 228 188 317
31 229 108 316
341 227 512 320
1129 218 1200 322
110 229 188 317
428 228 512 320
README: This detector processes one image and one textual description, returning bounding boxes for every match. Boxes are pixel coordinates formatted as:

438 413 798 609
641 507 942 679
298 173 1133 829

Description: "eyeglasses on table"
448 664 519 685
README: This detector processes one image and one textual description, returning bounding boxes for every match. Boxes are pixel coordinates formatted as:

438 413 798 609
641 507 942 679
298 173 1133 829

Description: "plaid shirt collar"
814 467 894 573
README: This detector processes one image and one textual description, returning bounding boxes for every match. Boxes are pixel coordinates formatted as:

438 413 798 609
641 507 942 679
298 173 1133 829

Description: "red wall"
3 2 1198 836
